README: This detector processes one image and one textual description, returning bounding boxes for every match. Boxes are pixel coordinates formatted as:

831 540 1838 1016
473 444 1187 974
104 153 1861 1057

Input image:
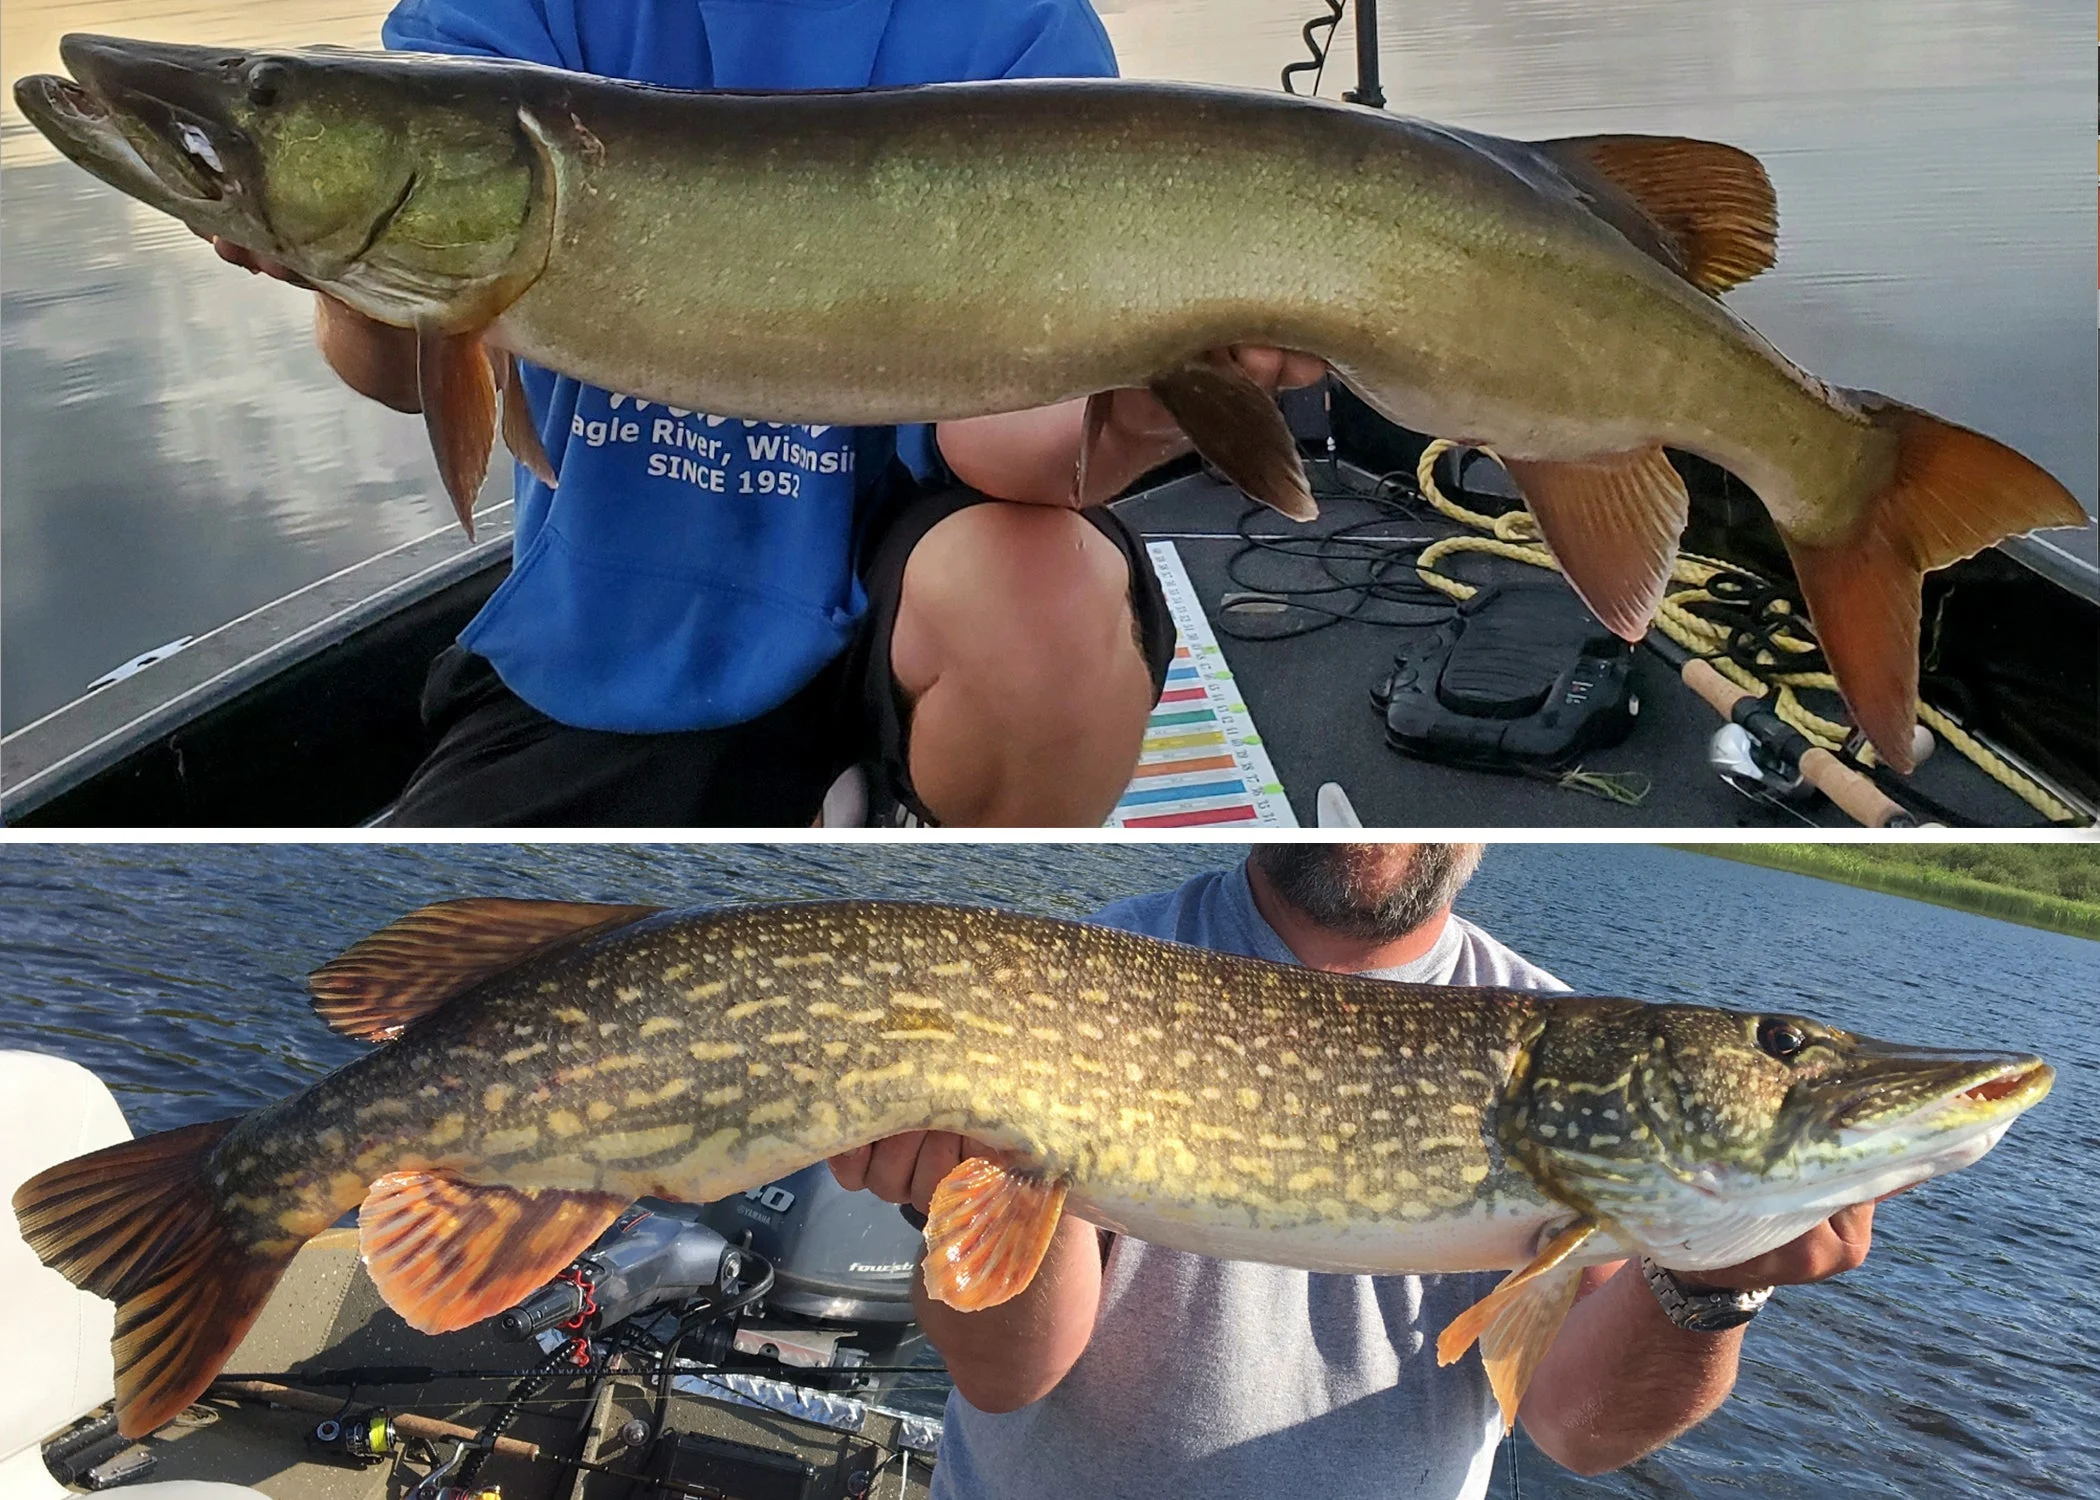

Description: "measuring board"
1105 541 1299 829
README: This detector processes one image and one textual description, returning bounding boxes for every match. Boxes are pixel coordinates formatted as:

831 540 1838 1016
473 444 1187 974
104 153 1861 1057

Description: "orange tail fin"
11 1119 302 1438
1785 394 2085 772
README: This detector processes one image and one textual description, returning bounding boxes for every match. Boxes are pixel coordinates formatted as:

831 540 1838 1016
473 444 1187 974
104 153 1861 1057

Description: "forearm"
912 1213 1104 1413
1518 1261 1742 1475
935 399 1183 507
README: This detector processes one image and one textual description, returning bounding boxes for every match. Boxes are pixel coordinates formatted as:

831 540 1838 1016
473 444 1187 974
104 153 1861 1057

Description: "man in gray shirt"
830 846 1884 1496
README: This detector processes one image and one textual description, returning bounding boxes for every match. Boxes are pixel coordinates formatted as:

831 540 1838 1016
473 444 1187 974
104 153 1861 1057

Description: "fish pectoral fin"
358 1171 629 1336
417 323 501 537
1437 1218 1597 1432
1534 136 1777 294
496 349 559 487
310 898 664 1043
1503 445 1688 641
920 1156 1069 1312
1148 357 1318 522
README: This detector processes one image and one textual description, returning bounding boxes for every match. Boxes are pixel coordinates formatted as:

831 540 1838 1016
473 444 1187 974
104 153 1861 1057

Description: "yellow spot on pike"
588 1123 696 1162
927 961 972 978
482 1083 513 1114
663 963 692 982
588 1100 616 1123
424 1113 465 1148
685 981 727 1002
548 1109 584 1138
502 1042 549 1065
837 1060 915 1090
1286 1167 1336 1193
484 1126 541 1155
1028 1026 1063 1043
688 1040 745 1061
725 997 791 1021
703 1084 745 1106
617 986 642 1002
765 1029 809 1045
956 1012 1015 1036
966 1050 1002 1066
880 1028 956 1042
553 1007 589 1024
1237 1088 1262 1111
1070 1055 1108 1074
747 1097 799 1127
355 1098 412 1122
639 1016 683 1037
890 992 946 1010
822 1041 850 1058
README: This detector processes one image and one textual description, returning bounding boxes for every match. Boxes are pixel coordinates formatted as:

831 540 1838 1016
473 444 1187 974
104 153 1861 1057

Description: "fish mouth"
1839 1054 2053 1136
16 36 252 216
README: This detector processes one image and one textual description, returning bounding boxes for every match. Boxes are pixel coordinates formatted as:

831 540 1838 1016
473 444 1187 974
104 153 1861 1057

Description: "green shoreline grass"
1677 846 2100 943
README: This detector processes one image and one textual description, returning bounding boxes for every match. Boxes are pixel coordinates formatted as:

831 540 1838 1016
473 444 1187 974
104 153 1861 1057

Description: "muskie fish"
14 900 2052 1437
11 37 2084 769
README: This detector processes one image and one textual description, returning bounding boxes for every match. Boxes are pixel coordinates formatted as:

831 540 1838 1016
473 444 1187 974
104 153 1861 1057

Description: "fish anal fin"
1782 391 2084 773
1503 445 1688 639
1436 1219 1597 1423
1149 356 1317 522
12 1119 303 1437
1536 135 1778 294
497 350 559 487
357 1171 628 1335
921 1156 1069 1312
418 325 499 537
310 898 664 1043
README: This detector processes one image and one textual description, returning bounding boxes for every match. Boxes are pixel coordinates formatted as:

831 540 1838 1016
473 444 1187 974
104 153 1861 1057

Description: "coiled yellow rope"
1410 440 2078 824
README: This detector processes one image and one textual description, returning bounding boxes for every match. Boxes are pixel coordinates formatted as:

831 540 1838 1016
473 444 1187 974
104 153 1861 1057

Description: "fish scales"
231 902 1554 1264
13 896 2052 1439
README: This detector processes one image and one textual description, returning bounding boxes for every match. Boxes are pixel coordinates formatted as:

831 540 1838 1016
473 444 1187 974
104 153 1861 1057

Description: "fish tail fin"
11 1118 303 1438
1782 393 2085 773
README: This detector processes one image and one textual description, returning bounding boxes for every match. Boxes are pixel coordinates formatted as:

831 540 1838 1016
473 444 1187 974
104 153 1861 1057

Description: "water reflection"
1 0 2093 729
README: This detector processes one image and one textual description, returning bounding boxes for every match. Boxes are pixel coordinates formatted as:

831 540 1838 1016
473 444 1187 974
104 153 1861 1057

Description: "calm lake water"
0 841 2093 1498
1 0 2094 730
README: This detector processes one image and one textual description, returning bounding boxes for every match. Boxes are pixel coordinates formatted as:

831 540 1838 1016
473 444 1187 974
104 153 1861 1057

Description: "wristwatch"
1640 1257 1772 1333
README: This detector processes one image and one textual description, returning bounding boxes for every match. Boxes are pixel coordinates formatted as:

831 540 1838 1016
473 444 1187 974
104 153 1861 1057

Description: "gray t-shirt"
930 865 1568 1500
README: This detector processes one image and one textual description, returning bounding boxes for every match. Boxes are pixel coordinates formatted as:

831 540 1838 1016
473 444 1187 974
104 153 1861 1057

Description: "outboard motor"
693 1165 924 1324
496 1202 750 1342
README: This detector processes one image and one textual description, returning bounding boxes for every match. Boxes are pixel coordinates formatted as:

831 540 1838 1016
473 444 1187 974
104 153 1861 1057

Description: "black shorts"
376 477 1173 827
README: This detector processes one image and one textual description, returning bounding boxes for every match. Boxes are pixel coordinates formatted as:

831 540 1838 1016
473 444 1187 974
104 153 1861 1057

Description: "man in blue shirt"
210 0 1322 825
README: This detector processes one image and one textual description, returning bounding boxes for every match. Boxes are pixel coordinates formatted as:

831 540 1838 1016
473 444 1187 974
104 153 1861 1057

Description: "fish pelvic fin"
310 898 664 1043
358 1172 629 1335
1148 356 1318 521
1535 136 1777 294
418 325 501 537
1504 444 1689 640
11 1118 302 1438
921 1156 1070 1312
1436 1218 1596 1432
496 350 559 487
1783 393 2086 773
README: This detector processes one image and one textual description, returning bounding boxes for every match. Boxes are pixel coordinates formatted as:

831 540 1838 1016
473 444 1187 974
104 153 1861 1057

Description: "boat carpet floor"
1113 471 2054 829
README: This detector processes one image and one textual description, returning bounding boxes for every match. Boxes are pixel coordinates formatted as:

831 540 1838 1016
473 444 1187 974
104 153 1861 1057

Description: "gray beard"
1248 844 1484 941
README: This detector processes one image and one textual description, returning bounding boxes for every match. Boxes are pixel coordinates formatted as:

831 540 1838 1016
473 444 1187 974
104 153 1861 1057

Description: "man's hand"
829 1132 1104 1413
827 1130 985 1214
935 344 1328 508
1679 1200 1877 1291
1521 1201 1884 1476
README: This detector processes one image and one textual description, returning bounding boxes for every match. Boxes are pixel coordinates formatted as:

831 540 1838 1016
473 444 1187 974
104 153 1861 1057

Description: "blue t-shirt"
381 1 1119 731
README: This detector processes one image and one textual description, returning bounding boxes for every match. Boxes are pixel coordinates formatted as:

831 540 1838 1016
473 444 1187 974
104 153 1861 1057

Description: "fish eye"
247 61 288 108
1756 1018 1809 1061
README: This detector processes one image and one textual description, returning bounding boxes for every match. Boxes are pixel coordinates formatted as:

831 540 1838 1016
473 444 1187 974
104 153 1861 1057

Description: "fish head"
16 35 551 328
1508 999 2051 1272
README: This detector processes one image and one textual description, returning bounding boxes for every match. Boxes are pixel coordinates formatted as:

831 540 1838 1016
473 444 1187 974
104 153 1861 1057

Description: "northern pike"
13 899 2052 1438
12 37 2086 769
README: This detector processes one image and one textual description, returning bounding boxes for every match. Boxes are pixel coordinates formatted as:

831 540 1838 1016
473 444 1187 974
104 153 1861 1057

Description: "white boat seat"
0 1051 270 1500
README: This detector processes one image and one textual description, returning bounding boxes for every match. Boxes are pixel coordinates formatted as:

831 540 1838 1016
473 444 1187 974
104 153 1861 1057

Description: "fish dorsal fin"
358 1170 630 1334
1535 135 1778 294
1437 1217 1597 1430
310 898 663 1042
921 1156 1070 1311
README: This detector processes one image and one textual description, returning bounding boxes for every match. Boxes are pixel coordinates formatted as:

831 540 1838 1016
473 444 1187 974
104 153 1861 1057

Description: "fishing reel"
308 1410 398 1465
496 1202 761 1347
